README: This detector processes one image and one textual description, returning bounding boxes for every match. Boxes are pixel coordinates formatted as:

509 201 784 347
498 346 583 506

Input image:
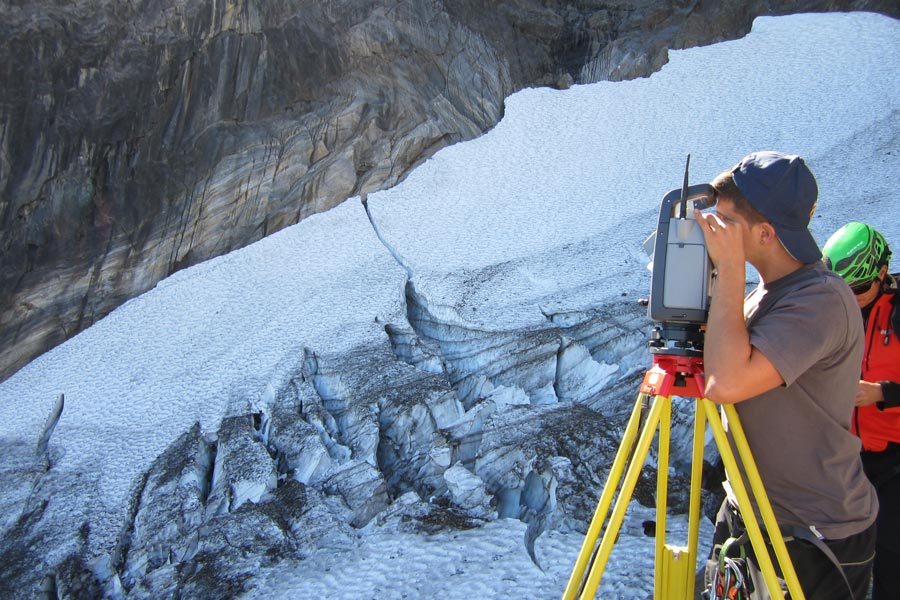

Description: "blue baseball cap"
731 151 821 263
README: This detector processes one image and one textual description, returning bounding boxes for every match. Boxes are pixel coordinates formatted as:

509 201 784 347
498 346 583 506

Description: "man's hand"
693 208 745 270
855 380 884 407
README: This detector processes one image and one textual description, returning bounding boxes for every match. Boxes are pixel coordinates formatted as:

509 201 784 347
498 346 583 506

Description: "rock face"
1 0 897 382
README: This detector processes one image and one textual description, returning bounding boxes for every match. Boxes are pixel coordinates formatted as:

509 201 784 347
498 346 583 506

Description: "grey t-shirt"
731 261 877 539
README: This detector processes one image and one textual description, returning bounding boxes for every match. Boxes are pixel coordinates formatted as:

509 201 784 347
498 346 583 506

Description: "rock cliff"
1 0 897 381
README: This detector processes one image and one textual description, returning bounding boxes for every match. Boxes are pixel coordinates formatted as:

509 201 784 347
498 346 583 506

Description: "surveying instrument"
563 157 805 600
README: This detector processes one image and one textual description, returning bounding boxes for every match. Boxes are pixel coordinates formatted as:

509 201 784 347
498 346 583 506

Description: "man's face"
711 199 742 225
852 266 886 309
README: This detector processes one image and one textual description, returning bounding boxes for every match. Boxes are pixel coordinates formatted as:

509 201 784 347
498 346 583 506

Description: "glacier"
1 11 899 599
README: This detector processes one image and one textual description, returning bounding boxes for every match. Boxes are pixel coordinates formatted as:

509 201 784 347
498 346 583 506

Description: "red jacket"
853 291 900 452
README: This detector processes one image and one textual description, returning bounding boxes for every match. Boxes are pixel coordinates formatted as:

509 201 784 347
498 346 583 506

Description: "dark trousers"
862 445 900 600
706 499 875 600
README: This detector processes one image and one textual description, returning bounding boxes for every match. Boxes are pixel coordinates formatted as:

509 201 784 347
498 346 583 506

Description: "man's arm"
856 380 900 410
695 211 784 404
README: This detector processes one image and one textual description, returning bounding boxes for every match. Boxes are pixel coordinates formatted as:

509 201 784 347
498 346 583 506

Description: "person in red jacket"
824 222 900 600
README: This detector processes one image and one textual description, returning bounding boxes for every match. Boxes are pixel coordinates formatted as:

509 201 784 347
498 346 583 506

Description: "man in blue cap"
695 151 877 599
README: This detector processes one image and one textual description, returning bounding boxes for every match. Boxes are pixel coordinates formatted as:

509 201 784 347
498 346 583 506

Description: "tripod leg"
578 393 667 599
683 396 707 599
563 394 644 600
654 393 672 600
653 397 705 600
702 400 806 600
563 391 652 599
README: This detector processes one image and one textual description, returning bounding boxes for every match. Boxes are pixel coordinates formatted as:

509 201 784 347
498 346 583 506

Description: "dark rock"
2 0 897 382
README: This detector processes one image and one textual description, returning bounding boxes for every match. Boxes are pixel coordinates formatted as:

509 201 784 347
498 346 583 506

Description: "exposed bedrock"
3 0 898 381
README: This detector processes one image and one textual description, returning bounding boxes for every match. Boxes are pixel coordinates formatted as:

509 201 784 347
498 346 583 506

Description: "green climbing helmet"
822 222 892 285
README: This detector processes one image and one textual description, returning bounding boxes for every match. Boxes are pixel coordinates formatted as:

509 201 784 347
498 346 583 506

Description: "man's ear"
757 222 777 245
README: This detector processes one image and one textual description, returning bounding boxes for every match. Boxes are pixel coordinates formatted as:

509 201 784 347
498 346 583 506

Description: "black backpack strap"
780 525 855 597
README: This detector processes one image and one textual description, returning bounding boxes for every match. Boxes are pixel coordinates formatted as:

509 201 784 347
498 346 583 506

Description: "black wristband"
879 380 900 410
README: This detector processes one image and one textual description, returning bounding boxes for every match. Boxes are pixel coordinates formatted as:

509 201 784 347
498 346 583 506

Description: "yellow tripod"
562 352 805 600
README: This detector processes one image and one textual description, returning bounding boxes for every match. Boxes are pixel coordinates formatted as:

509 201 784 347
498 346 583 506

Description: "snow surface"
2 10 900 599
